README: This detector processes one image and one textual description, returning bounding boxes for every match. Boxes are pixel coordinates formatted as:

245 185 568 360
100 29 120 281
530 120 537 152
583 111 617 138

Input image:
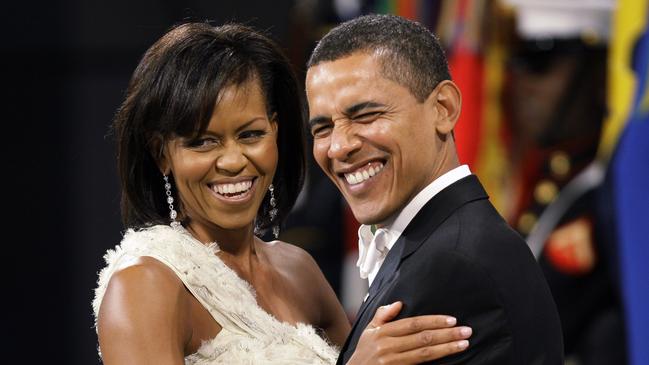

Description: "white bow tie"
357 227 391 280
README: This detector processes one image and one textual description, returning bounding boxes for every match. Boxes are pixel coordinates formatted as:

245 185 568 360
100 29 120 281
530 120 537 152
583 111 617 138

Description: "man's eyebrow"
308 101 385 129
345 101 384 115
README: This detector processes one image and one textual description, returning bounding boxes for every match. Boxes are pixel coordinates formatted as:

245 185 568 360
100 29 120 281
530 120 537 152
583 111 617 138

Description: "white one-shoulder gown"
93 225 339 365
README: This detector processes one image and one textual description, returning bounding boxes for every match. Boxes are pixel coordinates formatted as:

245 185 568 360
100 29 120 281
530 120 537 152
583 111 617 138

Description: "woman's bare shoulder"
104 256 185 294
260 239 321 275
97 257 191 363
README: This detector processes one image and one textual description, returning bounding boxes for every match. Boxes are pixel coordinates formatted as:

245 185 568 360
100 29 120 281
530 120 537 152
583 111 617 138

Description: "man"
306 14 563 364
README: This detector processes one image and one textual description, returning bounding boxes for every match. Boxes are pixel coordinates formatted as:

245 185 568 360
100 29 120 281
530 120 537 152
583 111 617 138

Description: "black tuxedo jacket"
337 175 563 364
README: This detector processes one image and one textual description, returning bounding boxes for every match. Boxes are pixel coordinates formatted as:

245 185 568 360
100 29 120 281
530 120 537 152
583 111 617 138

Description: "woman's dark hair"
113 22 306 231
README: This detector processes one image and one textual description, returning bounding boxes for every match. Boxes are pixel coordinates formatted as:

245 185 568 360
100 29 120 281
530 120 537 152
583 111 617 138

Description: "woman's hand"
347 301 471 365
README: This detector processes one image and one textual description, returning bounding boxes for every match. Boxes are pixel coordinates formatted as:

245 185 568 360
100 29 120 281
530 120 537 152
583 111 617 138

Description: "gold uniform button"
550 151 571 178
535 179 559 205
518 212 538 235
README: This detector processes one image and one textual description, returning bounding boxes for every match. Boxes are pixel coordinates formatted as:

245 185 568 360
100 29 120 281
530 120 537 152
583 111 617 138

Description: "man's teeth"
344 163 384 185
215 180 253 195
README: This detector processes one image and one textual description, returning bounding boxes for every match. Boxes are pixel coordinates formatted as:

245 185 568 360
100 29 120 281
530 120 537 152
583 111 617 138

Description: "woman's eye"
186 138 219 149
240 130 267 140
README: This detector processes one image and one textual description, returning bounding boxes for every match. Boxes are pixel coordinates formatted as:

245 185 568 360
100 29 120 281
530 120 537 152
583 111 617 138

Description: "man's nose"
328 124 361 161
216 143 246 174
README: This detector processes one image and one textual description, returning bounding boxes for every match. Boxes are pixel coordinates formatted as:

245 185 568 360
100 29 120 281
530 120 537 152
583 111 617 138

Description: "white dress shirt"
357 165 472 286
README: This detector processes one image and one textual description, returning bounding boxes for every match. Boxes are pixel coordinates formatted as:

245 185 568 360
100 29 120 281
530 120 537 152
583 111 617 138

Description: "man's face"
306 53 445 225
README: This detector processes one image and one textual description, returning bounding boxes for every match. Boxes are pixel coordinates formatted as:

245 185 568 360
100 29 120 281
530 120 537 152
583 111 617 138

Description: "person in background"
504 18 627 365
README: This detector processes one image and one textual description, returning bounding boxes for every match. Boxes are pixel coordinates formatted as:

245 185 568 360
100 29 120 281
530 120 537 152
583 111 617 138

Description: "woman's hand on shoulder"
347 302 471 365
97 257 190 365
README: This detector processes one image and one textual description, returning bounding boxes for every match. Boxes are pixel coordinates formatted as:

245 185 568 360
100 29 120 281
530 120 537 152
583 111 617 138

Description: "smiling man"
306 14 564 364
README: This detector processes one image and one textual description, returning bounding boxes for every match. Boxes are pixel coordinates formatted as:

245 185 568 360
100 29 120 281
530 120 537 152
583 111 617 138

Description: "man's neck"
368 165 472 235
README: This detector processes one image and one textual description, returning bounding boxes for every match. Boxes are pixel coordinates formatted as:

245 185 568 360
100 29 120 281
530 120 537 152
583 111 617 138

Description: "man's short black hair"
308 14 451 101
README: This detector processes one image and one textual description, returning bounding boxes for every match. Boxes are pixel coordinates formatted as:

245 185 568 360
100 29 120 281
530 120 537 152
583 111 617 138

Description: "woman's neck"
184 220 257 258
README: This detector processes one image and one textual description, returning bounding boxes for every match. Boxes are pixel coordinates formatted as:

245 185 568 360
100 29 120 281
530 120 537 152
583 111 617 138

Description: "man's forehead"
307 53 383 84
306 78 385 115
308 73 405 119
308 48 388 72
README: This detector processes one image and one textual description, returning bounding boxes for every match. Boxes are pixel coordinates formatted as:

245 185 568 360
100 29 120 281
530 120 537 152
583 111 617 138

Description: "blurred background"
4 0 646 364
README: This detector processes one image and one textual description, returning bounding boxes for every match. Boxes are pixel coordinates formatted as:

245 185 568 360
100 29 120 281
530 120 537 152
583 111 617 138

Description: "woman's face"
163 77 278 236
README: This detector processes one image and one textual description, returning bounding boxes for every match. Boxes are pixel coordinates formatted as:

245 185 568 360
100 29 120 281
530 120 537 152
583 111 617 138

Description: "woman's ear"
427 80 462 135
270 112 279 135
149 134 171 175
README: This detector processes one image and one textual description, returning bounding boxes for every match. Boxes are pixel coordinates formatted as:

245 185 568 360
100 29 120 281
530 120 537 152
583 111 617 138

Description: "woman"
93 22 471 364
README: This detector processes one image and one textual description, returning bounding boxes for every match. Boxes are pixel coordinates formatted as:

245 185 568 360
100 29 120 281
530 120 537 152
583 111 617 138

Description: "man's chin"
349 206 393 226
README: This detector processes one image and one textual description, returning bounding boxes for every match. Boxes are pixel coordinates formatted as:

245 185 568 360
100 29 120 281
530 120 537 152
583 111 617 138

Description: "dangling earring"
269 184 279 238
163 174 180 228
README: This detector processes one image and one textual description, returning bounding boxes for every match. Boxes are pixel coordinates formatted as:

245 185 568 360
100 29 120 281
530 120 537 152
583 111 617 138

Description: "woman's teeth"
214 180 253 196
344 163 384 185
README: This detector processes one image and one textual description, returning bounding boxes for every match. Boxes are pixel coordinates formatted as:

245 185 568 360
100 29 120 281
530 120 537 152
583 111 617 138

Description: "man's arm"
391 249 515 364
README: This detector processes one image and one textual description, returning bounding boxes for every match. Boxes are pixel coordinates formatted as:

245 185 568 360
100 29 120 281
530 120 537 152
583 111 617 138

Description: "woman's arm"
291 247 351 346
313 267 353 347
97 257 192 365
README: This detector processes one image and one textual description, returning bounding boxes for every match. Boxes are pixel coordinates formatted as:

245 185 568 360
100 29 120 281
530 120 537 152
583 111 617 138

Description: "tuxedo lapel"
338 175 488 364
337 229 406 364
399 175 488 260
348 237 405 335
353 175 487 325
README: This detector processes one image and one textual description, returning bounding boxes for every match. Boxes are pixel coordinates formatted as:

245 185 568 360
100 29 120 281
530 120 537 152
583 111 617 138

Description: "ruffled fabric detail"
93 225 338 364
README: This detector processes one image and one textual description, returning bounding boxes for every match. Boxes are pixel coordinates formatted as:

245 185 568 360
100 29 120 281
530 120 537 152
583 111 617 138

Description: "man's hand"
347 302 471 365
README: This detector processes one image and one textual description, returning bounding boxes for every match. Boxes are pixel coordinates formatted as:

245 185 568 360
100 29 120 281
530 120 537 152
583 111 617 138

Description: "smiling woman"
113 23 305 236
94 22 347 364
92 21 471 365
159 78 279 236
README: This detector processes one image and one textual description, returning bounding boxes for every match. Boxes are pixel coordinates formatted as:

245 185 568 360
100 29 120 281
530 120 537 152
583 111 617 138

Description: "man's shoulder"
446 198 531 258
389 200 563 364
411 197 527 254
402 198 544 290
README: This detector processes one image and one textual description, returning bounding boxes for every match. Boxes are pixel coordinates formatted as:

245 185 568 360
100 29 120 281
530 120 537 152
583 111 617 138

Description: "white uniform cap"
503 0 615 41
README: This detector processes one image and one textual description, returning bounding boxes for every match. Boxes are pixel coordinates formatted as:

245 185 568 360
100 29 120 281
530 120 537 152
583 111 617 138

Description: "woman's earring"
163 174 180 228
269 184 279 238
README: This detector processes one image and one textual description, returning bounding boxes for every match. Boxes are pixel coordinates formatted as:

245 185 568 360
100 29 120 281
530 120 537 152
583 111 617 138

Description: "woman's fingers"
351 305 472 365
381 339 470 364
366 301 403 330
381 326 472 354
378 314 459 337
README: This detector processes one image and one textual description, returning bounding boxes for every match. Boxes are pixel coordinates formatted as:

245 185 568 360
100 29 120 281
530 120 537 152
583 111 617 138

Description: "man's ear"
427 80 462 135
149 134 171 175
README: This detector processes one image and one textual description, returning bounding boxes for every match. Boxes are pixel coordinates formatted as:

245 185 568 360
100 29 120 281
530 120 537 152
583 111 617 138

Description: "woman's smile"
208 177 257 204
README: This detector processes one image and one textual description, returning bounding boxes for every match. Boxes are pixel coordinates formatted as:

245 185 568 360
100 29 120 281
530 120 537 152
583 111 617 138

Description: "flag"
446 0 485 171
605 1 649 364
